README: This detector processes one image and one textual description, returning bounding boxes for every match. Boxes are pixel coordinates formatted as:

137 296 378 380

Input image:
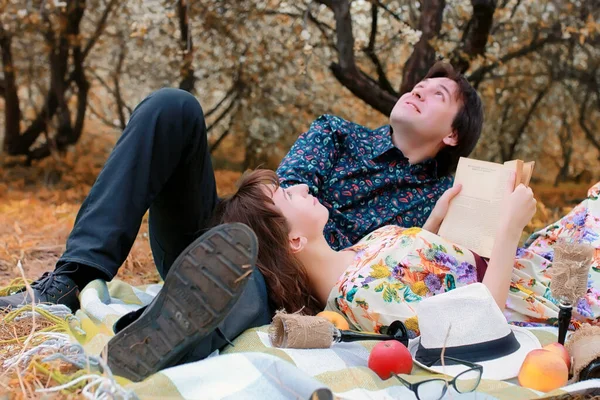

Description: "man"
0 62 483 380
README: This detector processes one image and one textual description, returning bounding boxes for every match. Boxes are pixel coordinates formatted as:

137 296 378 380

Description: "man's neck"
296 238 357 306
391 128 440 165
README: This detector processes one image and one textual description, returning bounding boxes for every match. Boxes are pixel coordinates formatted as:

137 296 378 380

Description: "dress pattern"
326 226 479 338
326 182 600 335
276 115 453 250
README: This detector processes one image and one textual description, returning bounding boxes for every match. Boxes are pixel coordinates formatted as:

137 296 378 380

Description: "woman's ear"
442 130 459 147
289 235 308 254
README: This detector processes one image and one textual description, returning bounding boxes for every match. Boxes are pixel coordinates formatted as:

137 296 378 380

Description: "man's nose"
412 88 424 101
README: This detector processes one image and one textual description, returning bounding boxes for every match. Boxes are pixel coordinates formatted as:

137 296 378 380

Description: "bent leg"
59 88 218 281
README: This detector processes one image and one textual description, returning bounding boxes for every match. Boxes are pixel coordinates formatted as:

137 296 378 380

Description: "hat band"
416 331 521 365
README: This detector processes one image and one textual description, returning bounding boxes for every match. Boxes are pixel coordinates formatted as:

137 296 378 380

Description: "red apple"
368 340 413 379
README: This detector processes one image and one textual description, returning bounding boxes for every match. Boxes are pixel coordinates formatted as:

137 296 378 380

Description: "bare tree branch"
209 109 238 153
317 0 357 73
87 95 122 129
89 68 133 115
113 38 128 130
178 0 195 92
207 95 239 136
503 84 550 161
82 0 119 60
0 26 22 154
554 111 573 186
509 0 523 18
372 0 403 23
363 3 397 95
205 82 239 119
314 0 397 114
67 0 90 147
468 25 563 86
451 0 497 73
399 0 445 95
579 88 600 153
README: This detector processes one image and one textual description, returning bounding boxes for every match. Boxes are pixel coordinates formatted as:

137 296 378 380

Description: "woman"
216 169 600 336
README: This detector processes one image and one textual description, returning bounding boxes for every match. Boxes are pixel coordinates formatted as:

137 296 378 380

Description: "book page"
503 160 524 189
521 161 535 186
438 158 513 257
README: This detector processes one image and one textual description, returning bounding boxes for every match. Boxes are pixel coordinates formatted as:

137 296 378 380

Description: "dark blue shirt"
277 115 453 250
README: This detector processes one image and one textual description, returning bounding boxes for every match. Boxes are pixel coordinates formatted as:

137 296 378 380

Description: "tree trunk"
178 0 195 92
399 0 445 95
0 28 22 155
451 0 497 73
554 115 573 187
503 85 550 161
64 0 89 146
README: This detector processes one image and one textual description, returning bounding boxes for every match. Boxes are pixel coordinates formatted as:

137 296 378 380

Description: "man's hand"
423 184 462 234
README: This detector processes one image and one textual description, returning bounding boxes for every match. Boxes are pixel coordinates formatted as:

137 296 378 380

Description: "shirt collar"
369 125 395 160
369 125 441 180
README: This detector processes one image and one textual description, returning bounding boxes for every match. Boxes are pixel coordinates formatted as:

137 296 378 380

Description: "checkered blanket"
44 278 596 400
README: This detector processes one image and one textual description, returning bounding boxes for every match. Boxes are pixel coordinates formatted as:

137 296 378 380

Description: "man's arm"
276 115 341 194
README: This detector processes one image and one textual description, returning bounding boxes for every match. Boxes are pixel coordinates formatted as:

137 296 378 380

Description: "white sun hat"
408 283 541 381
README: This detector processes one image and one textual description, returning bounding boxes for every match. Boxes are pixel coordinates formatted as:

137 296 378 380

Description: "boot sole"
106 223 257 382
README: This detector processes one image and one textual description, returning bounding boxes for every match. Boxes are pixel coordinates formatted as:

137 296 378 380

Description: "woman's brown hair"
214 169 322 315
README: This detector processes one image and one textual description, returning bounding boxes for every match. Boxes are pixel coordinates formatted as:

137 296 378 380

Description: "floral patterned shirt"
276 115 454 250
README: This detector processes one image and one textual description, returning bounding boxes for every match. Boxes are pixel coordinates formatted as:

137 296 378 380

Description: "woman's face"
266 183 329 243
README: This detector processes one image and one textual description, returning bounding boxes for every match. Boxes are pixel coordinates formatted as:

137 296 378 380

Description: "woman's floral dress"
325 182 600 337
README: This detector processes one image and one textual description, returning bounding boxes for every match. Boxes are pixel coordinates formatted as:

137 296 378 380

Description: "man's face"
390 77 461 146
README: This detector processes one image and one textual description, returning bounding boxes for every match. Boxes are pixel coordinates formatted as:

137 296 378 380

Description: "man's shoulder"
310 114 371 136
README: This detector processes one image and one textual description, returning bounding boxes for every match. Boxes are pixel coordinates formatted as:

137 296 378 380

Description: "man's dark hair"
424 62 483 176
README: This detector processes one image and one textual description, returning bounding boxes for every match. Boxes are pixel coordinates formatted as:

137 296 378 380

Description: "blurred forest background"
0 0 599 286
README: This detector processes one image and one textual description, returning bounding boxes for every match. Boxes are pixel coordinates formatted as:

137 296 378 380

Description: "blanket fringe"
0 304 72 346
0 277 30 296
1 303 130 398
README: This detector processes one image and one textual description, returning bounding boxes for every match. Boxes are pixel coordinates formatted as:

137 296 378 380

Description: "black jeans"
58 88 271 360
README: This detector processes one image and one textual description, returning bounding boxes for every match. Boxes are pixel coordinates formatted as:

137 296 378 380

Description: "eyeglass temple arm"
425 356 482 369
393 374 415 389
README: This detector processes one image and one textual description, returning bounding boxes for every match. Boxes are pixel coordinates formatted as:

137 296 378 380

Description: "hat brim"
408 326 541 381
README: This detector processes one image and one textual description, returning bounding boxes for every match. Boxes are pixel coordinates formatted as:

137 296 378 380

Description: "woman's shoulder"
359 225 422 243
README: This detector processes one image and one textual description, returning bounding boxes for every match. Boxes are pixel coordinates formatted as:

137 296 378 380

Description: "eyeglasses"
394 357 483 400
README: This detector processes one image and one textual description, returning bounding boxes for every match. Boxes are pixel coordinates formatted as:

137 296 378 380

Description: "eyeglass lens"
416 379 447 400
454 368 482 393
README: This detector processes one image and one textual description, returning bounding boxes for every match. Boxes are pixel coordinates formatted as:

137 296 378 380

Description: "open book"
437 157 535 258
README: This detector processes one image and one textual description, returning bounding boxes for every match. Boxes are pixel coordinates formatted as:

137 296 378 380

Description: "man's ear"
289 235 308 254
442 130 459 147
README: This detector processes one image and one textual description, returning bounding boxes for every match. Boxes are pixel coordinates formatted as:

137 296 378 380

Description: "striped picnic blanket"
18 277 591 399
